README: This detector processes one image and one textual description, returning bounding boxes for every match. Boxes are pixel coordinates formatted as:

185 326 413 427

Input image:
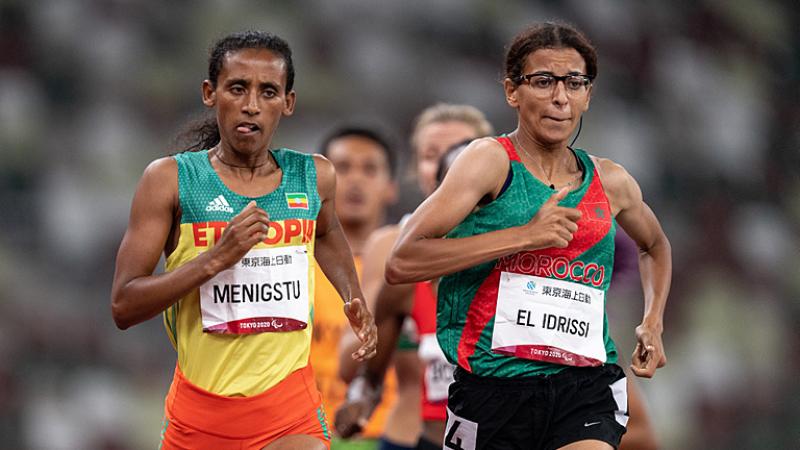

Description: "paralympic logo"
523 280 537 295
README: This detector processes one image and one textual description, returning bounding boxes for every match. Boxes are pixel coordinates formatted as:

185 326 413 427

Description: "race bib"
418 333 455 402
444 407 478 450
491 272 606 366
199 246 310 334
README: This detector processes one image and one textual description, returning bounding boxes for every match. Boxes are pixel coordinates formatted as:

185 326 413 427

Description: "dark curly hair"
505 22 597 86
320 126 397 178
207 31 294 91
179 31 295 153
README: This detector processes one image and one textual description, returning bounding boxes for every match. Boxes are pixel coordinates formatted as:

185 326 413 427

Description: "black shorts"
415 436 441 450
444 364 628 450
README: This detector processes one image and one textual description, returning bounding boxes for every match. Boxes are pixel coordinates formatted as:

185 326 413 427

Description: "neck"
514 124 570 162
512 128 581 190
341 215 383 256
512 129 571 172
213 144 274 172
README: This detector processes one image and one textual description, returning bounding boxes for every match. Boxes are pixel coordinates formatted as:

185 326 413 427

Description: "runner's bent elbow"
111 290 134 330
384 255 408 285
384 249 425 284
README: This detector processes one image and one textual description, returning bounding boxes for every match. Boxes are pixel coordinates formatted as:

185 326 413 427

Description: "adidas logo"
205 195 234 213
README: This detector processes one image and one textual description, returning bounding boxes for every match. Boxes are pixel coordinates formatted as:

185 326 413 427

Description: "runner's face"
327 136 395 227
415 121 478 196
202 48 295 154
505 48 591 146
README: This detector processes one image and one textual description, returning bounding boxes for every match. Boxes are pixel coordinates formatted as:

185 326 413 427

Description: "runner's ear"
503 78 520 108
202 80 216 107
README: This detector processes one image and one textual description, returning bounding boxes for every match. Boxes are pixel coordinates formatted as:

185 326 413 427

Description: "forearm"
386 225 530 284
363 307 404 386
339 332 361 382
637 232 671 331
340 323 395 384
343 313 401 411
112 251 221 329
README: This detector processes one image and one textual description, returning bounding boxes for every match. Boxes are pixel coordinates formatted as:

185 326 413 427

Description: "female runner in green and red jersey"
386 22 670 450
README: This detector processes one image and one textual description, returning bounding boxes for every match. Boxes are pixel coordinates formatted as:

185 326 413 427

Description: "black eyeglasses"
517 73 594 96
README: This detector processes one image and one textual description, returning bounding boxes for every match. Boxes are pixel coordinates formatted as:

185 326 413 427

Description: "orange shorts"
159 363 331 450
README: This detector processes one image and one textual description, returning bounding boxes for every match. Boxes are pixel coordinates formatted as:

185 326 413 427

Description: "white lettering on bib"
200 246 310 334
418 333 455 402
491 271 606 366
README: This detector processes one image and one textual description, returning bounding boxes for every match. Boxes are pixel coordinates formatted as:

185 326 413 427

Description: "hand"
524 187 582 250
209 200 270 270
335 374 383 438
334 398 370 439
344 298 377 361
630 323 667 378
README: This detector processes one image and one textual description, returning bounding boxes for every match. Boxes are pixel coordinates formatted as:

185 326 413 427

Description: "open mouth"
236 122 260 134
344 190 365 205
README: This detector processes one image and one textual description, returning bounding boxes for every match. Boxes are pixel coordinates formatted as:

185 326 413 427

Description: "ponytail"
174 31 294 154
175 116 219 153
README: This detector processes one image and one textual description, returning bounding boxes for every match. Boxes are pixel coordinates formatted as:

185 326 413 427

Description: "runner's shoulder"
448 137 510 183
144 155 178 174
312 153 336 198
591 156 635 189
131 157 179 212
312 153 335 178
465 137 511 163
312 153 333 171
590 155 641 209
140 156 178 189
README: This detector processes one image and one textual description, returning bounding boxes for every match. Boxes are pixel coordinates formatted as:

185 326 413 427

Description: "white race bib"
444 407 478 450
199 246 310 334
418 333 455 402
491 272 606 366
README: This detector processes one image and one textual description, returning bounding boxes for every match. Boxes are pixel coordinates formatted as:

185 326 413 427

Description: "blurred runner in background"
336 104 493 450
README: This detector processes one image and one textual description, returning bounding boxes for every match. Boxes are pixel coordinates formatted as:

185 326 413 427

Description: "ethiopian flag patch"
286 192 309 209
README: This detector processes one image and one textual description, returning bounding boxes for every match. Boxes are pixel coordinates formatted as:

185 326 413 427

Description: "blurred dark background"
0 1 798 449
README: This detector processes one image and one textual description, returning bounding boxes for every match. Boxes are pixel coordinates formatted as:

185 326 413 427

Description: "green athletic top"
437 136 618 378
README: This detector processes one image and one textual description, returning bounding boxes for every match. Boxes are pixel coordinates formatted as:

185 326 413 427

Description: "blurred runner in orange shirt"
310 127 401 449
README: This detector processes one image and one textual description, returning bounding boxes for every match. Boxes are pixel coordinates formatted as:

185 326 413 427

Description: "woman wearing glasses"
385 22 671 450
